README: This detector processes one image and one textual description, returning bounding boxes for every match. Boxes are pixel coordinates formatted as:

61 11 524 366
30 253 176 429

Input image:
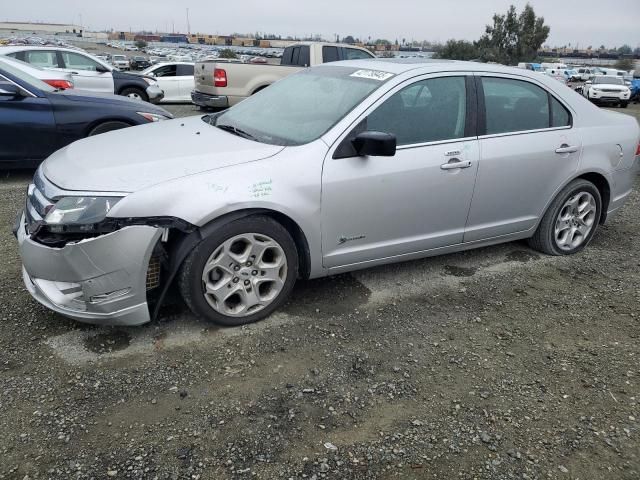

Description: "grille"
146 255 161 290
601 89 620 93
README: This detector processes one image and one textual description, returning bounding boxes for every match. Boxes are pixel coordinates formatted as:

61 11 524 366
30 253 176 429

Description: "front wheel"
620 101 628 108
179 216 299 326
528 179 601 256
120 87 148 102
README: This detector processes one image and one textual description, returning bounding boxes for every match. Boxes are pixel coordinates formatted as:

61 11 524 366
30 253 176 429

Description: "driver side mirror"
585 80 592 85
0 83 22 98
95 65 110 73
352 131 396 157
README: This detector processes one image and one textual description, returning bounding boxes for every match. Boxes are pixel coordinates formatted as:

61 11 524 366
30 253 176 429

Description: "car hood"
591 84 627 90
42 116 285 193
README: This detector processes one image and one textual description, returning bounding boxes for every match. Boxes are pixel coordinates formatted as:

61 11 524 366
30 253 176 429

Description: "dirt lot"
1 104 639 479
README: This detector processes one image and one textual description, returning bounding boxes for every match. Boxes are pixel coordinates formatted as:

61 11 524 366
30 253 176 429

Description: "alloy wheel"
554 191 597 251
201 233 288 317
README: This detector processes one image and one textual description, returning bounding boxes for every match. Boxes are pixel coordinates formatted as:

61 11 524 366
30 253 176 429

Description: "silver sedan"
16 60 640 326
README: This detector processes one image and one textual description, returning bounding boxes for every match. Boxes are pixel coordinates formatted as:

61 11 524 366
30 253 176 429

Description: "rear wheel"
179 216 299 326
528 179 601 256
120 87 148 102
88 121 131 136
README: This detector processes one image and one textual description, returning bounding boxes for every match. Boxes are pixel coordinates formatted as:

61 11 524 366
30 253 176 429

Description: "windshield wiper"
216 124 259 142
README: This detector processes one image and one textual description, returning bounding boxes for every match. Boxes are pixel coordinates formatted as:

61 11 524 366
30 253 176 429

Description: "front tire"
528 179 602 256
620 101 628 108
179 216 299 326
120 87 148 102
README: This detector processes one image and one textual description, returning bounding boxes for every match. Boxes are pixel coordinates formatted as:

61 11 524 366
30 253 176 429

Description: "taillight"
214 68 227 87
636 142 640 156
44 79 74 89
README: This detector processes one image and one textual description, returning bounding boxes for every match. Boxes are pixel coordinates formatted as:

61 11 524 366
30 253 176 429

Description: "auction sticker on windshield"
350 69 394 81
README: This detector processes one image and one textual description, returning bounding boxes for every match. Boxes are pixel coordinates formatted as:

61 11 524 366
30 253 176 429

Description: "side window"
154 65 177 77
367 76 467 146
344 48 373 60
551 96 571 127
481 77 549 135
290 47 300 66
177 64 194 76
322 46 339 63
298 46 310 67
281 47 293 65
25 50 59 68
60 51 101 71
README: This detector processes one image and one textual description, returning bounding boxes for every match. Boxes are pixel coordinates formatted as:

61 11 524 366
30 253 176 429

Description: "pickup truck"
191 42 375 108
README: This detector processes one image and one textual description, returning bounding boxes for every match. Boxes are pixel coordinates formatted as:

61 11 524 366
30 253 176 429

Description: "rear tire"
88 121 131 136
179 216 299 326
528 179 601 256
120 87 148 102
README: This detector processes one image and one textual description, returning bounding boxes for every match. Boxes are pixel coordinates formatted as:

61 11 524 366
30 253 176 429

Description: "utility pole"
186 8 190 35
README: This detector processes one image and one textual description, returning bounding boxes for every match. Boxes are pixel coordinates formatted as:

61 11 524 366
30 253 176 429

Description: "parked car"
192 42 375 108
140 62 194 103
111 54 130 70
0 46 164 103
574 67 601 81
130 56 152 70
582 75 632 107
14 60 640 327
0 57 172 168
1 55 74 89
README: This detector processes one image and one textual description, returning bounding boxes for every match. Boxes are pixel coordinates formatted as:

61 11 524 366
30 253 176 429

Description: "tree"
342 35 356 44
617 44 632 55
434 39 479 60
135 40 147 49
219 49 237 59
476 3 549 64
615 58 634 71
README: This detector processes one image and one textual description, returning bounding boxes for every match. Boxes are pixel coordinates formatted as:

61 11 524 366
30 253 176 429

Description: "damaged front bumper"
16 211 162 326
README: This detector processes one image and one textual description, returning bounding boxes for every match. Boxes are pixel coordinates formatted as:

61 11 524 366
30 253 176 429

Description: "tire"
528 179 602 256
120 87 148 102
620 101 628 108
179 215 299 326
88 121 131 136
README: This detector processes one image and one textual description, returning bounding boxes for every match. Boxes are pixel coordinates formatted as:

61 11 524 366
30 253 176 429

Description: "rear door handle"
441 159 472 170
555 145 579 154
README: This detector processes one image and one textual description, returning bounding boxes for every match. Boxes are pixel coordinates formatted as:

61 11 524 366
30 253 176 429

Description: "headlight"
592 87 601 91
137 112 169 122
142 77 156 86
44 197 122 231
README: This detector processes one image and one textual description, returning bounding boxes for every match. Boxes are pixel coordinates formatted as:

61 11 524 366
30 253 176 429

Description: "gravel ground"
0 104 639 479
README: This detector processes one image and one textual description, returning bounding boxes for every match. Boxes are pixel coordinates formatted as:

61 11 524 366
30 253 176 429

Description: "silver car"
15 60 640 327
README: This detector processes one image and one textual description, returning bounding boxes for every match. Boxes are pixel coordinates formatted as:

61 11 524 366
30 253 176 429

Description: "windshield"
209 66 394 146
594 76 624 85
113 55 126 60
0 57 55 92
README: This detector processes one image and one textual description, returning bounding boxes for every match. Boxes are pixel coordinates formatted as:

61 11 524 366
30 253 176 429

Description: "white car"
0 46 164 103
111 54 130 70
0 55 74 89
140 62 195 103
582 75 631 107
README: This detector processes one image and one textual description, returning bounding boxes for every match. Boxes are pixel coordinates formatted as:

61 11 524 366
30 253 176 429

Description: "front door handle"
441 159 472 170
555 144 579 154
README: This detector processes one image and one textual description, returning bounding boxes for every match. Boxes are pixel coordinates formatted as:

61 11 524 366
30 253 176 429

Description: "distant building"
0 21 83 35
161 34 189 44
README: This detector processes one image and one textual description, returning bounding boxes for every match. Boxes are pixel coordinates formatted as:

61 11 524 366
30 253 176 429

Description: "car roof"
0 45 82 53
317 58 539 77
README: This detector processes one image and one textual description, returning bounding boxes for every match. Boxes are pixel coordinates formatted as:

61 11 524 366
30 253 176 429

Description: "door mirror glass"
352 131 396 157
0 83 21 97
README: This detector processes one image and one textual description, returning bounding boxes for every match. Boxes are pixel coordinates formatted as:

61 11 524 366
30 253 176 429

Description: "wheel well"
85 119 133 137
117 85 145 95
198 209 311 280
577 172 610 223
251 85 269 95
